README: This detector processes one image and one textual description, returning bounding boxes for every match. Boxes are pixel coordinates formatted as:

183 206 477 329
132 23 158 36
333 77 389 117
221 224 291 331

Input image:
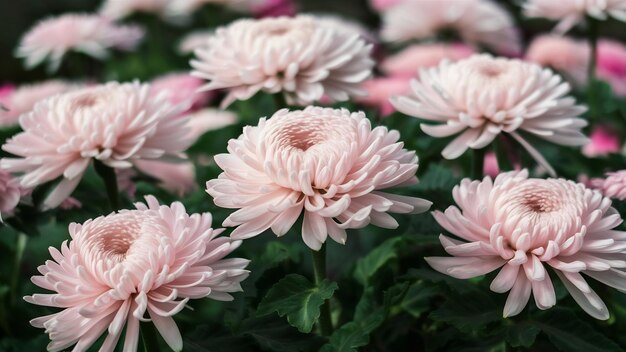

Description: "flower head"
0 170 20 216
597 40 626 96
16 14 144 72
524 0 626 33
381 0 521 56
0 80 79 128
1 82 192 209
381 43 475 77
582 125 621 157
190 15 374 107
588 171 626 200
25 195 249 351
426 170 626 319
391 54 588 176
525 35 589 86
150 73 213 112
206 106 431 250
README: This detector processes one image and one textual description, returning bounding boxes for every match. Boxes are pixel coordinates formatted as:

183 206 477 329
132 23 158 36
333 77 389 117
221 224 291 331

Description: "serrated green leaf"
538 309 622 352
257 274 338 333
415 164 460 192
505 321 540 348
354 237 404 286
400 281 437 318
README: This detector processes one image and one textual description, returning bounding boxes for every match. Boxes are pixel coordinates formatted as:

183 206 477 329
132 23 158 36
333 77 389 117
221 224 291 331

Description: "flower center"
521 189 562 213
275 121 330 151
89 217 142 262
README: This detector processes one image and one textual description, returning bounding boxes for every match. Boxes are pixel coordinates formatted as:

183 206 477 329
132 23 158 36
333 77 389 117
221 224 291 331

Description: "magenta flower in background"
253 0 296 17
369 0 402 11
582 126 621 157
427 170 626 319
524 0 626 33
0 82 192 209
391 54 589 176
25 195 249 352
150 73 213 112
597 40 626 97
0 80 79 128
380 0 521 56
206 106 432 250
16 14 144 72
190 15 374 107
525 35 589 86
381 43 475 78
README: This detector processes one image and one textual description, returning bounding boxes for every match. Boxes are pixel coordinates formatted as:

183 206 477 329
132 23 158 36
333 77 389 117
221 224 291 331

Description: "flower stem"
471 147 486 180
587 16 599 120
9 232 28 304
141 322 160 352
94 160 120 211
587 16 599 84
273 93 288 110
311 243 333 336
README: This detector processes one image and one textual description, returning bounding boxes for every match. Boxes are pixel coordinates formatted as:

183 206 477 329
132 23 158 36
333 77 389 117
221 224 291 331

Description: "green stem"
311 244 333 336
587 16 599 84
273 93 288 111
587 16 599 121
10 233 28 304
141 322 160 352
471 148 486 180
94 160 120 211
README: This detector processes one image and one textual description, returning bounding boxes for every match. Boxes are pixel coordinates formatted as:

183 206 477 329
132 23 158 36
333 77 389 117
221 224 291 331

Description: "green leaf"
538 309 622 352
505 321 541 348
429 289 502 333
400 281 438 318
320 289 386 352
257 274 338 333
239 315 326 352
415 164 460 192
354 237 404 286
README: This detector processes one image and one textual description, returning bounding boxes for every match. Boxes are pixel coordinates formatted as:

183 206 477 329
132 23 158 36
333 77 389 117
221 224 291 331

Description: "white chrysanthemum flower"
16 14 143 72
190 15 374 107
391 54 588 175
381 0 521 55
524 0 626 33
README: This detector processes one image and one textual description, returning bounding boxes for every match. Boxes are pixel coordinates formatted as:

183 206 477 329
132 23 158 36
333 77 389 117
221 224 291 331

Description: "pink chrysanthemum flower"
426 170 626 319
381 0 521 56
206 106 432 250
190 15 374 107
582 125 621 157
150 73 212 112
0 80 79 128
100 0 170 20
524 0 626 33
0 170 20 217
391 54 589 176
597 40 626 96
0 82 192 209
381 43 475 78
358 77 411 117
589 171 626 200
16 14 144 72
525 35 590 86
185 108 238 141
25 195 249 351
